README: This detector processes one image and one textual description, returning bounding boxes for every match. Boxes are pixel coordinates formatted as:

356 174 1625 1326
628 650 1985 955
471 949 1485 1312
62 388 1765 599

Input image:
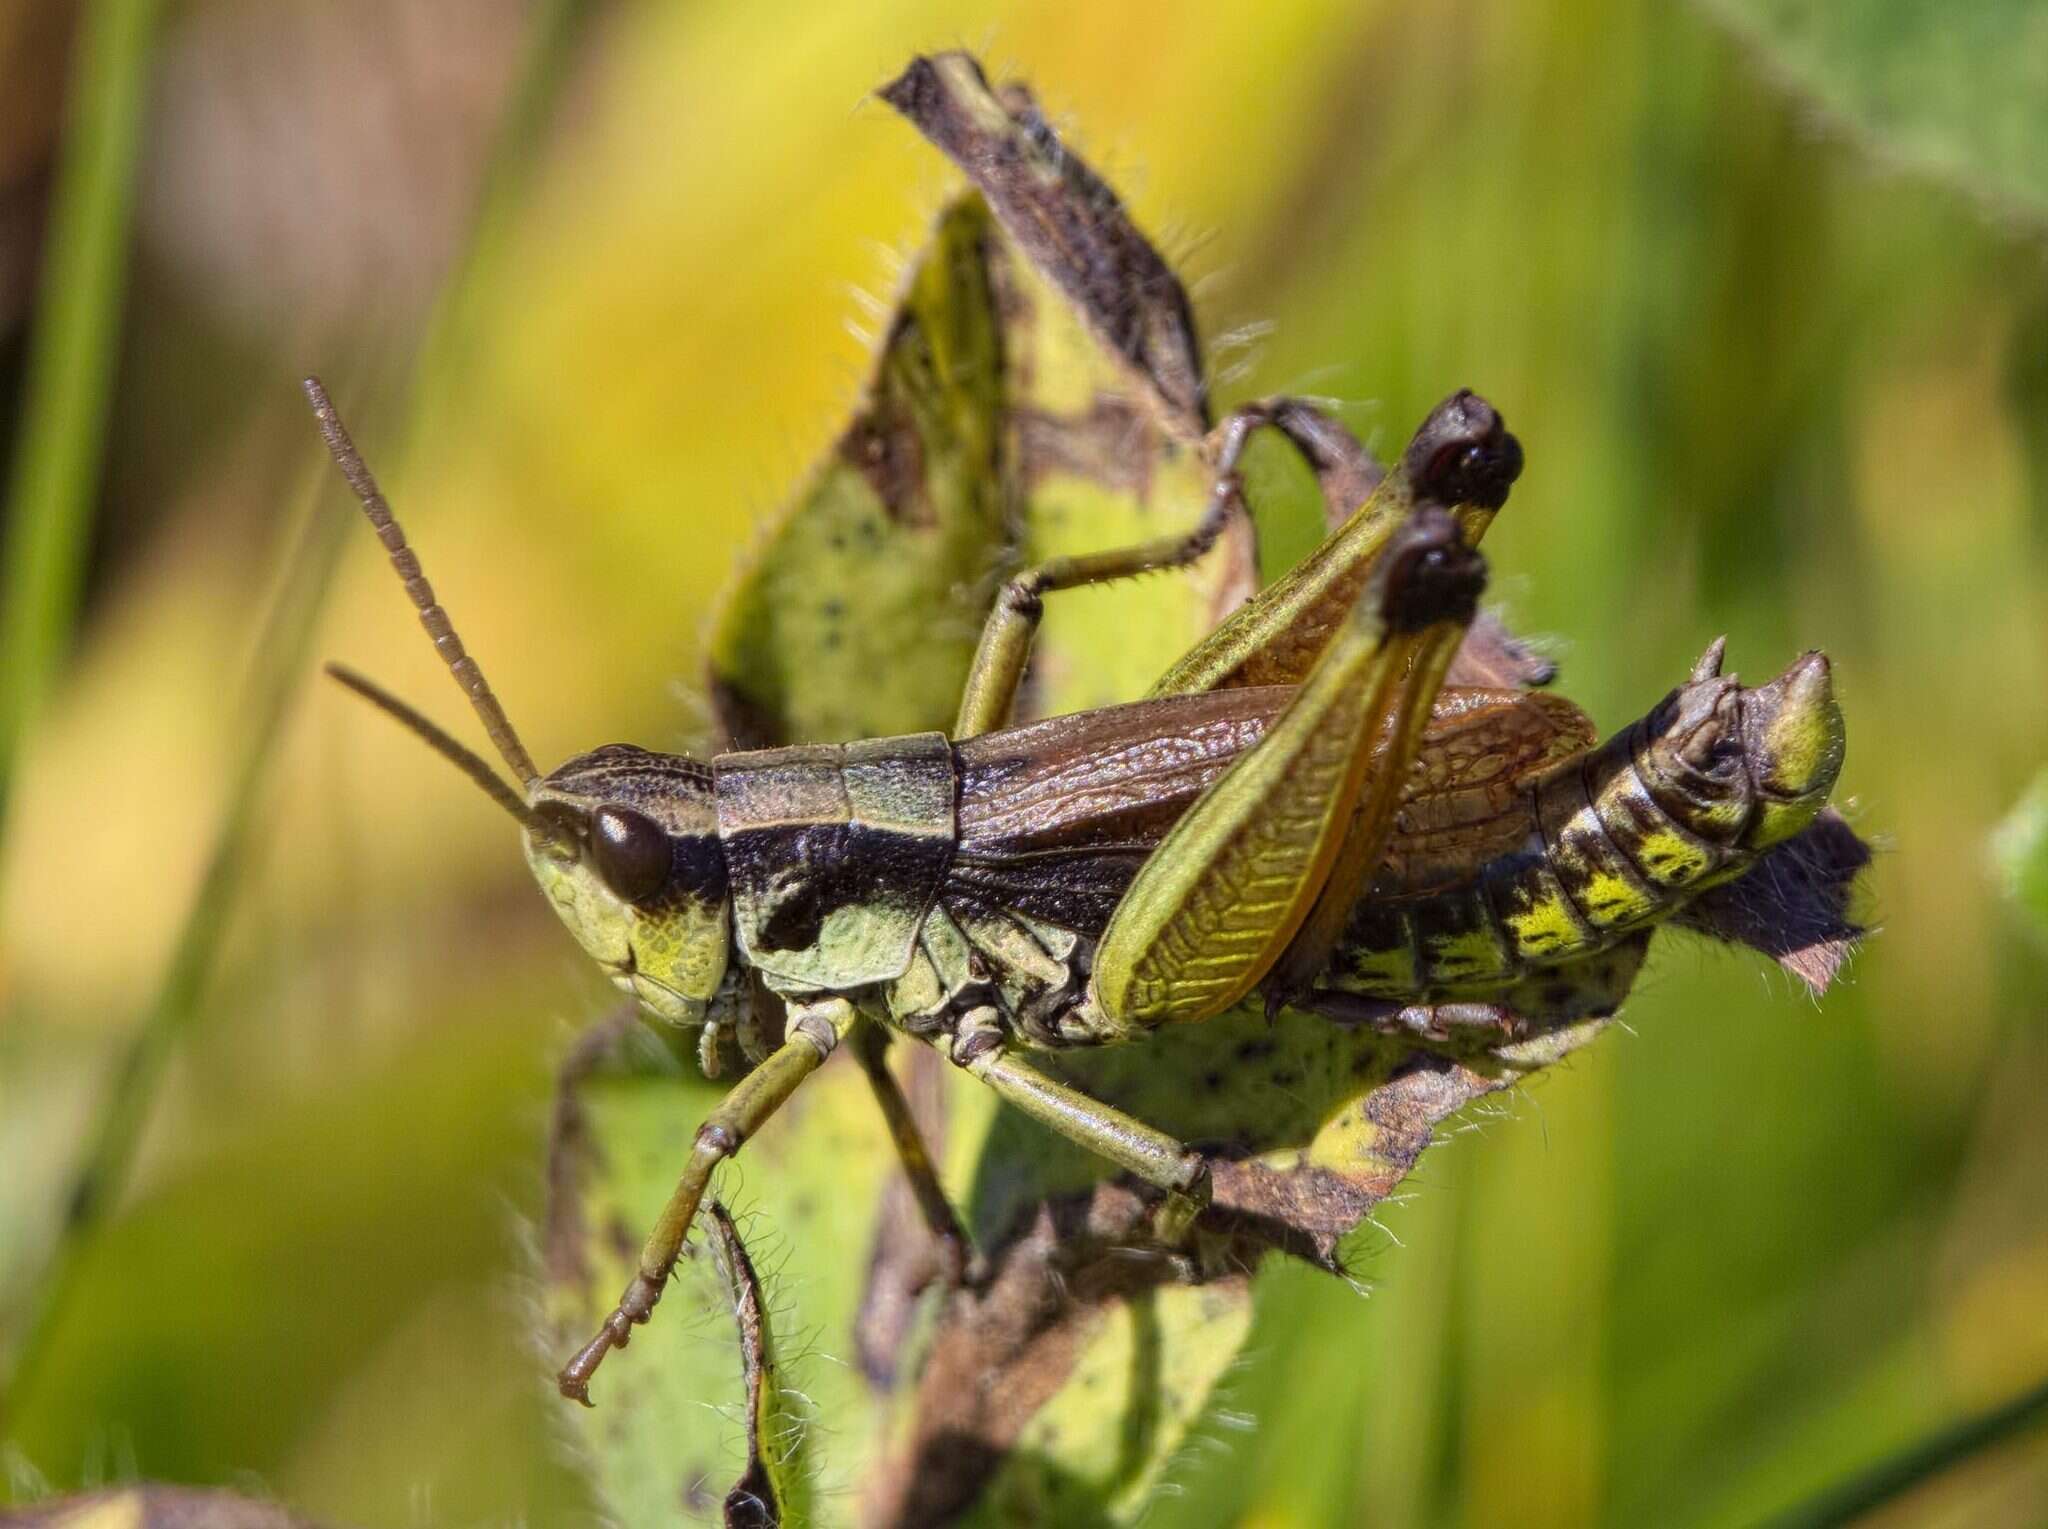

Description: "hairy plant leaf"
707 1203 814 1529
1700 0 2048 222
707 195 1007 749
880 52 1261 721
543 1021 895 1525
880 54 1209 444
548 47 1869 1529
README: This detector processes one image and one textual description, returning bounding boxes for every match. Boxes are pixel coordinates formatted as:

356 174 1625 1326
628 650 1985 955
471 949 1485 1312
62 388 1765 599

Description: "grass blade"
0 477 347 1414
0 0 168 846
1761 1374 2048 1529
0 0 601 1421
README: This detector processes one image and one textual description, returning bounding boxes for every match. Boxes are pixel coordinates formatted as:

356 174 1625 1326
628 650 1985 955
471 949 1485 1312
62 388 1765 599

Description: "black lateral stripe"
722 820 950 952
713 733 956 984
944 848 1145 934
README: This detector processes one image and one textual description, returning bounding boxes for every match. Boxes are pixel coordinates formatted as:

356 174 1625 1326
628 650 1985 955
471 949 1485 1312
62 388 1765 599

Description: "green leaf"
1700 0 2048 221
880 53 1211 442
880 51 1256 720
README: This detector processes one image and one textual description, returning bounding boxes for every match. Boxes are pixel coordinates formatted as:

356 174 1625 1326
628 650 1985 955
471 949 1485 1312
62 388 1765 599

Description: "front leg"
556 996 859 1405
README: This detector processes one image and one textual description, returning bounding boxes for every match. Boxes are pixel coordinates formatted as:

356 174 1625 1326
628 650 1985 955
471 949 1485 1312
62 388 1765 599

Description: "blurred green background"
2 1 2045 1525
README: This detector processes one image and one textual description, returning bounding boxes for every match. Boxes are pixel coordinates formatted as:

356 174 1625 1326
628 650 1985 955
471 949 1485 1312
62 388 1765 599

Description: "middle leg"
952 404 1268 739
850 1021 976 1284
930 1016 1211 1243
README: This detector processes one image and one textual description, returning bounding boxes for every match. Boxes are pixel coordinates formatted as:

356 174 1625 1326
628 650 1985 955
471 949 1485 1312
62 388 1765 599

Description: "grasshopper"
310 379 1848 1406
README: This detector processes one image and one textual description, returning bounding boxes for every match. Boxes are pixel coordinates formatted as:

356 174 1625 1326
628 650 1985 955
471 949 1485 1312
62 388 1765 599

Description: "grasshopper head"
1633 640 1846 851
306 378 732 1030
526 748 731 1025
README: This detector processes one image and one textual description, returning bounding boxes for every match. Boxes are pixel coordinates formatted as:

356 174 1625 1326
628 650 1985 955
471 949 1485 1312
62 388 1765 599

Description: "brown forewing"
1378 688 1597 895
950 688 1285 929
949 685 1599 929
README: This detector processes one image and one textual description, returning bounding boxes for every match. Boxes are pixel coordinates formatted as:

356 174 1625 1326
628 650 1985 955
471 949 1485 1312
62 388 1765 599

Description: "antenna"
303 376 541 788
325 663 548 835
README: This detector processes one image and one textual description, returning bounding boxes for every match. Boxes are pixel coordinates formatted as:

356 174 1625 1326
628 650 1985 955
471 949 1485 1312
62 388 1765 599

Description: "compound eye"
590 805 671 904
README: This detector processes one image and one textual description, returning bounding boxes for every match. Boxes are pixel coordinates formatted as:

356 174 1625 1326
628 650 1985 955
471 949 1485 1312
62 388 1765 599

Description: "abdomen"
1330 721 1747 999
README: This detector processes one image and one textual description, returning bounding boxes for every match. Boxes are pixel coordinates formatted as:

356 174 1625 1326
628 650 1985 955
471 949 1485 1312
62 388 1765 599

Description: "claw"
557 1270 666 1406
1151 1159 1212 1245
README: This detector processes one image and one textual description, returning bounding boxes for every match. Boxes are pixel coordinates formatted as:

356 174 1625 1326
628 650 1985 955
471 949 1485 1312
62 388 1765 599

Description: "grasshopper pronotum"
311 376 1847 1406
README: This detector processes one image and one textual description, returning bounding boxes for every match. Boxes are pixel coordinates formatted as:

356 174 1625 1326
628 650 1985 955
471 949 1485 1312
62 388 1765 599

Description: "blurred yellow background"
2 0 2045 1524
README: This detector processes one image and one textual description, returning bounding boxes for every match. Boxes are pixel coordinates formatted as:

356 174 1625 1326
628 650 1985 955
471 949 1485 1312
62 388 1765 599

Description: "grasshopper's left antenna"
304 375 541 788
324 662 549 835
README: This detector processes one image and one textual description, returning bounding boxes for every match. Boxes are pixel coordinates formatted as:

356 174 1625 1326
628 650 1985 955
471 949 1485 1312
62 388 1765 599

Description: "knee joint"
1000 578 1044 619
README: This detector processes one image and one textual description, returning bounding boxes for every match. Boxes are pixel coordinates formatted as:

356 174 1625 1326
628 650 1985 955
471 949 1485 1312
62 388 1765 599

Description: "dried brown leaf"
1673 806 1872 993
880 53 1209 442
